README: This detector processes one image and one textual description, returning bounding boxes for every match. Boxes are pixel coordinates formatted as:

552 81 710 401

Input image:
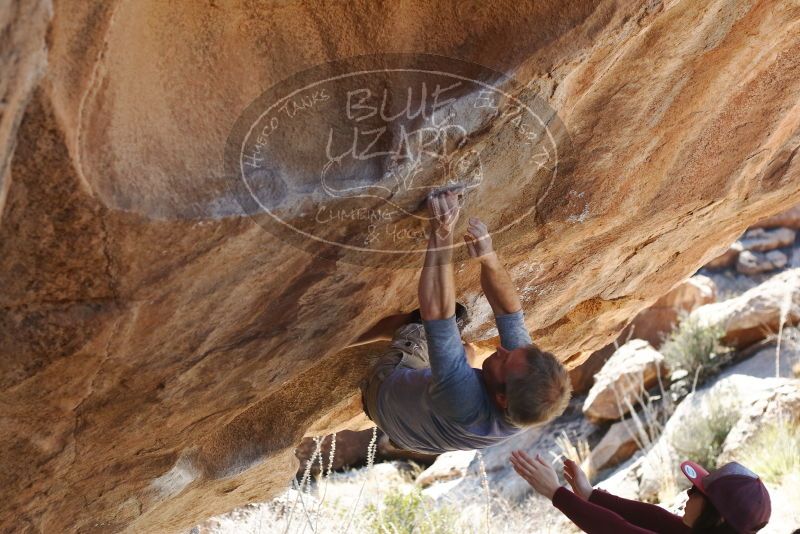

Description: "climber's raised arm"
464 218 522 316
417 190 483 423
418 190 459 321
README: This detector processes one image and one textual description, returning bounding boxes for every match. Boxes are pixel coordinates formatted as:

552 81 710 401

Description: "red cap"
680 460 710 492
680 461 771 533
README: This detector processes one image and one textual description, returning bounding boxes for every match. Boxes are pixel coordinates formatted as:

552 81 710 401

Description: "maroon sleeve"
587 489 689 533
551 487 658 534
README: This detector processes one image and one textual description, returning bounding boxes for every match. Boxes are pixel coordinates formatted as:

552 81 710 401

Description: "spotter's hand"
510 450 561 500
563 458 593 500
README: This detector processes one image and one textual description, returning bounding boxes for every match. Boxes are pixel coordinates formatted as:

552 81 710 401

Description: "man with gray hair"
352 189 571 454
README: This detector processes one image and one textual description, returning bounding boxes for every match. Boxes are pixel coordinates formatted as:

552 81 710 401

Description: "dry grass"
738 416 800 485
555 430 591 467
363 487 458 534
612 363 673 453
193 456 589 534
651 445 681 504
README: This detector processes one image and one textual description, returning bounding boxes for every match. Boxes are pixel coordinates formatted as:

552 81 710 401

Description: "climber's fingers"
466 222 487 240
428 190 459 229
464 233 477 257
441 190 460 224
468 217 488 234
426 192 441 220
432 192 447 222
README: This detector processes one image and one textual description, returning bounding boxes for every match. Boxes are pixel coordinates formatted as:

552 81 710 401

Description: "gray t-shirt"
374 309 533 454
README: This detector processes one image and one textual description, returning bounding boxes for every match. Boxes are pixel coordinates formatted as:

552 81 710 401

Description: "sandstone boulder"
637 373 797 503
705 242 744 270
593 455 645 501
569 344 618 396
4 1 800 531
416 450 477 488
707 221 797 272
582 420 641 477
719 328 800 379
570 276 716 394
690 269 800 348
736 249 789 274
738 227 796 252
717 381 800 464
627 276 717 348
753 205 800 230
583 340 667 421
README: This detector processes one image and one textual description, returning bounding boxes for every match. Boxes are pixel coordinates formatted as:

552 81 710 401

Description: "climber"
354 189 571 454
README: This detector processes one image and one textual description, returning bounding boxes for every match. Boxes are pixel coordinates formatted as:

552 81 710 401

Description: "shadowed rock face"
2 0 800 531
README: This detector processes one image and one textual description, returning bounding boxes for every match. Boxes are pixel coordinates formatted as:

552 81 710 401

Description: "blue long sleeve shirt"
373 309 533 454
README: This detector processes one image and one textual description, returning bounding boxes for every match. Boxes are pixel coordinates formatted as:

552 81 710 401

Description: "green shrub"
364 488 457 534
738 417 800 485
661 315 730 387
672 393 740 471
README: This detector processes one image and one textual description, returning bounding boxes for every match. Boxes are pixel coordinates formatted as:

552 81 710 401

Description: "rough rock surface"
753 204 800 229
3 1 800 532
583 340 667 421
0 1 51 216
691 269 800 348
722 327 800 379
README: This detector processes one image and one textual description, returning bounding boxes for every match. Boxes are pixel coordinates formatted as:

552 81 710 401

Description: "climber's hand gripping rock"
463 217 493 259
427 189 461 241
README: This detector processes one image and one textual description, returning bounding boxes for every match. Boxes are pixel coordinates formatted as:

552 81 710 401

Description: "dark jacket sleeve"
587 489 689 533
551 487 686 534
